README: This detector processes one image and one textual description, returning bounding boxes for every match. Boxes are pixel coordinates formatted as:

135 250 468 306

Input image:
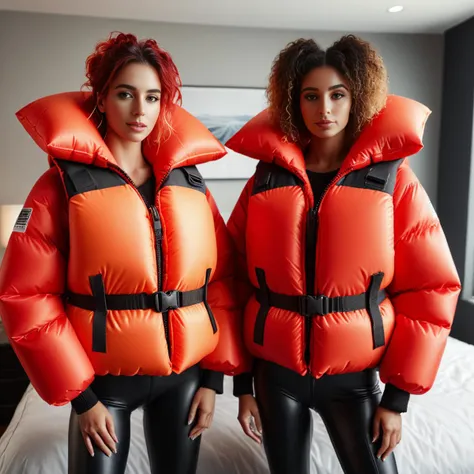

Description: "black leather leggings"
68 365 201 474
254 360 399 474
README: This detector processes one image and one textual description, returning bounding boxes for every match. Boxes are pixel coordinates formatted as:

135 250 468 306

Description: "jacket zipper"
304 166 354 368
304 206 318 365
108 164 171 355
150 206 163 292
150 204 170 356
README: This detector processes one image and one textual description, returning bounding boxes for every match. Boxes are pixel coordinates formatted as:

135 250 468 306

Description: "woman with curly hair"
0 32 249 474
226 35 460 474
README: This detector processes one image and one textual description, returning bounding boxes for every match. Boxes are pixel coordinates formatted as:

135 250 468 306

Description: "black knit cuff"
380 383 410 413
201 370 224 394
71 386 99 414
233 372 254 397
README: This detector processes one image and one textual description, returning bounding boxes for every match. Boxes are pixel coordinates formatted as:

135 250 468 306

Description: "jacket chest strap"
66 269 213 353
254 269 386 350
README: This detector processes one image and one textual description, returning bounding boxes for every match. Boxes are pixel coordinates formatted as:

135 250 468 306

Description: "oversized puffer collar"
16 91 227 186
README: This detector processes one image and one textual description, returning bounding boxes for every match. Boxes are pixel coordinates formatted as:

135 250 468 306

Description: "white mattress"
1 336 473 474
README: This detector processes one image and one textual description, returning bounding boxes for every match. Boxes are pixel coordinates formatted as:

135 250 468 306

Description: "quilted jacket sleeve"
0 167 95 406
199 187 253 377
379 160 461 395
226 177 257 397
226 177 255 306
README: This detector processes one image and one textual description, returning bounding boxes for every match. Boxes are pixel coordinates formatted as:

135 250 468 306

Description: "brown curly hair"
266 35 388 144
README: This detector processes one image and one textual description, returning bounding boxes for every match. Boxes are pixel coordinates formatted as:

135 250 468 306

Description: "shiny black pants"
254 361 399 474
68 365 201 474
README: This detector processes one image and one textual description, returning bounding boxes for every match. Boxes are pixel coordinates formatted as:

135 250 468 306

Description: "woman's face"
299 66 352 140
98 62 162 143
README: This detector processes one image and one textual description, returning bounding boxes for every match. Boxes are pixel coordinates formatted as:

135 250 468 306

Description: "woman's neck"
305 132 350 172
105 133 152 185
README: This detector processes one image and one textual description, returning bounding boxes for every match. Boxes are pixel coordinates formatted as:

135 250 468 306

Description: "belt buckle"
318 295 329 315
154 291 179 312
305 295 329 316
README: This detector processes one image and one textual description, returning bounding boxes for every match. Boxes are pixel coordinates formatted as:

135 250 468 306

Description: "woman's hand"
373 406 402 461
77 401 118 457
238 394 263 444
188 387 216 441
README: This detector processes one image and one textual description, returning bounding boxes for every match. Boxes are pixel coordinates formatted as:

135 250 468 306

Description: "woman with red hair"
0 32 249 474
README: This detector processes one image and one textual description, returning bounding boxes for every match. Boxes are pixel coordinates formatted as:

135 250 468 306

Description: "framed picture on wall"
181 86 267 179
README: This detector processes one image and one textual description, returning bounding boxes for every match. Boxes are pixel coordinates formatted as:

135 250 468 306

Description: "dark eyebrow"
114 84 161 94
301 84 348 93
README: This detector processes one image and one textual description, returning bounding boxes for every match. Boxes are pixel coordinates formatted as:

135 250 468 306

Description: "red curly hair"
83 32 182 143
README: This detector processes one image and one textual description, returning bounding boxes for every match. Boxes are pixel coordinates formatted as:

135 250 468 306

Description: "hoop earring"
87 104 105 130
86 104 97 122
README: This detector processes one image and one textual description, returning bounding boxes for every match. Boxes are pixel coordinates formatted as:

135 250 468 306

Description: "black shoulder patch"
337 159 403 195
56 160 126 198
251 162 302 196
161 166 207 194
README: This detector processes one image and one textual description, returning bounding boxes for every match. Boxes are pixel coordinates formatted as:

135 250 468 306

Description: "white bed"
1 336 473 474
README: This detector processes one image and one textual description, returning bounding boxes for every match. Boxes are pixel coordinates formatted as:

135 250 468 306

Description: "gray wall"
0 10 444 220
437 16 474 345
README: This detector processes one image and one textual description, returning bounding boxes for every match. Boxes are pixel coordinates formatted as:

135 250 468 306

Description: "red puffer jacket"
226 95 461 396
0 91 251 406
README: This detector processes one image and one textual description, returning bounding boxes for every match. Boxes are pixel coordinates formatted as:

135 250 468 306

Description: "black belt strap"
203 268 218 334
68 275 209 353
256 287 386 317
367 272 385 349
89 275 108 353
254 269 387 349
68 287 206 313
254 268 270 345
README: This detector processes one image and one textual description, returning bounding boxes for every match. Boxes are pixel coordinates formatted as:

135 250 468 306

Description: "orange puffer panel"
227 95 461 395
64 177 218 376
0 92 251 406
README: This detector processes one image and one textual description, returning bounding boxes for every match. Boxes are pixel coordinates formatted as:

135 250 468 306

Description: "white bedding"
1 336 473 474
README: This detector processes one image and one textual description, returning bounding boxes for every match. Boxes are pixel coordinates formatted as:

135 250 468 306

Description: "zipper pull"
150 206 162 239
